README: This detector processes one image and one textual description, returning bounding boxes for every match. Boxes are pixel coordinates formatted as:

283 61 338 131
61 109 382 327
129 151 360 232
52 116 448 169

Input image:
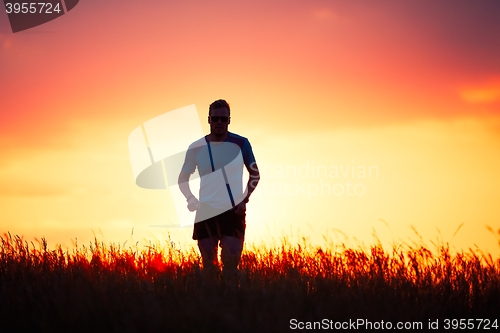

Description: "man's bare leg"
197 236 219 278
220 236 244 279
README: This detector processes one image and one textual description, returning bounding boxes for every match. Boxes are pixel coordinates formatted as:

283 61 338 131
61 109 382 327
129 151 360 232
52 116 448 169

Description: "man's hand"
187 196 200 212
234 201 246 216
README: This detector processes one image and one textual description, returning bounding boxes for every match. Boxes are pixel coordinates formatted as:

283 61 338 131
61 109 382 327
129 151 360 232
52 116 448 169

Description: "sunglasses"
209 116 230 123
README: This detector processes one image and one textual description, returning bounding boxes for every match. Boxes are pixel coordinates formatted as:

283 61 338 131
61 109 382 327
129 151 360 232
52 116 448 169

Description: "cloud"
460 80 500 104
311 8 338 22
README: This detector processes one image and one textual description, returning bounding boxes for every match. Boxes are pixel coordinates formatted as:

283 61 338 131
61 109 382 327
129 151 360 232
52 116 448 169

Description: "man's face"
209 107 230 136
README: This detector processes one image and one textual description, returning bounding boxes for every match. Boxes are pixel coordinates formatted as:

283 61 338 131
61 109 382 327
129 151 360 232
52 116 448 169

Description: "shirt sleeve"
242 139 256 169
181 145 197 175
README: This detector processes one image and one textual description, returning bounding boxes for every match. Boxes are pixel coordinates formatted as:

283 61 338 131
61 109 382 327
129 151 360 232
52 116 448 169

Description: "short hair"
209 99 230 115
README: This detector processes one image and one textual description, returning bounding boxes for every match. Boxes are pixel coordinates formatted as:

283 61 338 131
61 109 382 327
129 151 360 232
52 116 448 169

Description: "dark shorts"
193 206 246 241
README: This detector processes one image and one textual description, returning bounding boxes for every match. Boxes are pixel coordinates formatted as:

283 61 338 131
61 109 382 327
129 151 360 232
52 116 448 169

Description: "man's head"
208 99 231 138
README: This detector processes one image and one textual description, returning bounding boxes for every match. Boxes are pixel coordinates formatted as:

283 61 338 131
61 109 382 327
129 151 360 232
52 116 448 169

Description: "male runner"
178 99 260 276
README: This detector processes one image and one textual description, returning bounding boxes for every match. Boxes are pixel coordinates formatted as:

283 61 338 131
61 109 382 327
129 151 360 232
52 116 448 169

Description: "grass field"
1 231 499 332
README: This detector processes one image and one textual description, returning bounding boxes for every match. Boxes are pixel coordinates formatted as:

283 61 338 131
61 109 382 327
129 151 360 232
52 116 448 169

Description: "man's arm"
178 171 193 199
178 143 203 211
244 162 260 203
234 162 259 216
178 170 200 212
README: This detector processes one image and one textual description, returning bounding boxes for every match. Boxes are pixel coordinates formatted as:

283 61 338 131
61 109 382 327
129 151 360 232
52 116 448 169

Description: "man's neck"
207 132 229 142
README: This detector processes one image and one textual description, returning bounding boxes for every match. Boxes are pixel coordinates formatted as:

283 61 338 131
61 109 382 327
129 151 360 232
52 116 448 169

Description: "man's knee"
220 236 244 272
221 236 243 256
198 237 219 267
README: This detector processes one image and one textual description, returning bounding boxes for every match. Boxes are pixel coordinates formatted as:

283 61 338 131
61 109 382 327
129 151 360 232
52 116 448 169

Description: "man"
178 99 260 277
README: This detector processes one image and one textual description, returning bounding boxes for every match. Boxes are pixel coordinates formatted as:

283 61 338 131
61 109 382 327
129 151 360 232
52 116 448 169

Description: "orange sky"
1 0 499 255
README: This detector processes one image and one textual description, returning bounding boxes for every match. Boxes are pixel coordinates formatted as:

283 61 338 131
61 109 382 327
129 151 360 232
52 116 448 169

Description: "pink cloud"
460 79 500 104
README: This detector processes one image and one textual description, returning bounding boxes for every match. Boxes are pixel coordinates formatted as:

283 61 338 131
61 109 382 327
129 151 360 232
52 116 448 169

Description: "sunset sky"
1 0 499 255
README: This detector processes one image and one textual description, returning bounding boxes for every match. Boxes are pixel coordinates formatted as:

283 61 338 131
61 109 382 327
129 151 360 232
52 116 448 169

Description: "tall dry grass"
0 231 499 332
